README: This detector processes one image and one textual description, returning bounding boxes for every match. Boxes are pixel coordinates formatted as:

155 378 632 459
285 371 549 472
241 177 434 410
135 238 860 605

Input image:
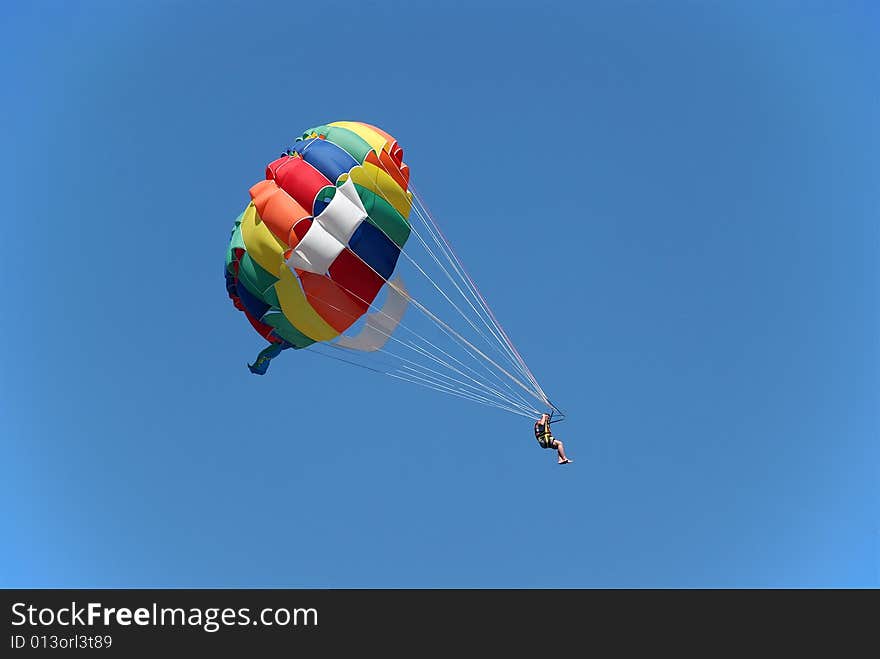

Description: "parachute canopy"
225 122 411 355
226 121 561 418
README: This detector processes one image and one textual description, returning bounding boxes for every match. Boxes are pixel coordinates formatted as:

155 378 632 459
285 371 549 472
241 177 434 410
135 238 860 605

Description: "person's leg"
554 439 571 463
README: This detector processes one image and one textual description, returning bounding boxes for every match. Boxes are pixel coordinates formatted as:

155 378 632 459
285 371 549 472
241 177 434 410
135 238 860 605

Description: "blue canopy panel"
292 138 359 185
348 220 401 281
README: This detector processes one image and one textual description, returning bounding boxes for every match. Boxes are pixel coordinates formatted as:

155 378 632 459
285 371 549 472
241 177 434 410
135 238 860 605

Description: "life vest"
534 421 552 442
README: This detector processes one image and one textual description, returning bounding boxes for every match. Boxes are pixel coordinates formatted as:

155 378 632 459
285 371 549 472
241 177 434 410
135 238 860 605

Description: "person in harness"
534 412 572 464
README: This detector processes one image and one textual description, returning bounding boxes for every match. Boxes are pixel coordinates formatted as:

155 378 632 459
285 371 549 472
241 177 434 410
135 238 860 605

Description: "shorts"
537 435 556 449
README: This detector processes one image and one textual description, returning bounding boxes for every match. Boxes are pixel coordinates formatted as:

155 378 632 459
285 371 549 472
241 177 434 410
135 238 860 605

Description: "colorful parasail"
225 121 413 375
225 120 560 421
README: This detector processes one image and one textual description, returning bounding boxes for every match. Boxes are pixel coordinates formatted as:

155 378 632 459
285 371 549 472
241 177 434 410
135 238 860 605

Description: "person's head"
539 413 549 423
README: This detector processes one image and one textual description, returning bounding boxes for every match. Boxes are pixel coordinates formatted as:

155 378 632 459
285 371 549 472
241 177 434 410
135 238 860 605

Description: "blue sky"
2 1 877 587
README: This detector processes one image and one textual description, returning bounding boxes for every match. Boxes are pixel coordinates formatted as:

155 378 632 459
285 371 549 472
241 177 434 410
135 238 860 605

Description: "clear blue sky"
2 1 877 587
